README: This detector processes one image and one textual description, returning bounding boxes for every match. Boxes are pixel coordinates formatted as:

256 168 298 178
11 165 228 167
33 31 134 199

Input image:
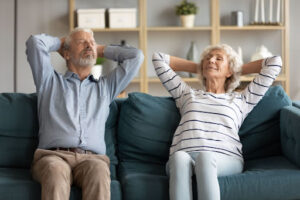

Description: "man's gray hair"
64 27 94 50
197 44 243 93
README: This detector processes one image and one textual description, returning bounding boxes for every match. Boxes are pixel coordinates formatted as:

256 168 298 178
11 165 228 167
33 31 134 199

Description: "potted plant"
175 0 198 28
91 57 105 80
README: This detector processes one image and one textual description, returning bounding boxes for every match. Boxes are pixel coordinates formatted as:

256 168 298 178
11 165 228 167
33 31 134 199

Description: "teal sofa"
1 85 300 200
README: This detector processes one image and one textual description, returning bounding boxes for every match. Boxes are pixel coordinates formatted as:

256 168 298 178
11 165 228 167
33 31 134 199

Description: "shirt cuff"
51 37 62 52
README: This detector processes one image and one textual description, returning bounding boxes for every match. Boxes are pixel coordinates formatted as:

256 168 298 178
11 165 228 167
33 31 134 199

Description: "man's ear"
64 50 70 60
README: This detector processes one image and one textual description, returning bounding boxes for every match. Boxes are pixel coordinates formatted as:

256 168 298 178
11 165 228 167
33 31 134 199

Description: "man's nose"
85 41 93 48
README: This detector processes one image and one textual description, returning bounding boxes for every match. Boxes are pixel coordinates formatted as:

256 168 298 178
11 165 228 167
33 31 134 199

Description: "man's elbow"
136 49 144 64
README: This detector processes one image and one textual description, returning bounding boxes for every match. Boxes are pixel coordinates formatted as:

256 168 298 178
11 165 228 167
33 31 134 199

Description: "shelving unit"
68 0 290 95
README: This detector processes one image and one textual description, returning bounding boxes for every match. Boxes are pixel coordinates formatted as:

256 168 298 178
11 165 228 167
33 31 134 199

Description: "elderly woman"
152 44 282 200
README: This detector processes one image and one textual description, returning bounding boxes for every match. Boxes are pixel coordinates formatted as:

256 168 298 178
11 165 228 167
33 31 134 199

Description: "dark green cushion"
0 168 122 200
0 93 38 138
0 93 38 168
120 157 300 200
239 85 292 160
280 105 300 167
117 92 180 164
293 101 300 109
219 156 300 200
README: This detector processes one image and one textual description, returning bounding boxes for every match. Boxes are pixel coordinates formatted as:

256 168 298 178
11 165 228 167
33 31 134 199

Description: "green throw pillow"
117 92 180 164
239 85 292 160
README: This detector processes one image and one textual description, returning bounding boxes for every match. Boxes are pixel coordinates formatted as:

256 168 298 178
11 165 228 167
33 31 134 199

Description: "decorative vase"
180 14 195 28
251 45 273 61
186 41 199 77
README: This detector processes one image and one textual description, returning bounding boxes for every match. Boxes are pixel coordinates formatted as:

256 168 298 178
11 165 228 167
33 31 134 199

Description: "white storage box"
77 9 105 28
108 8 137 28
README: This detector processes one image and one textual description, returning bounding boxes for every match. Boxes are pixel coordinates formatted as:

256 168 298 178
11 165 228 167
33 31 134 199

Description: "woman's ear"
226 70 233 78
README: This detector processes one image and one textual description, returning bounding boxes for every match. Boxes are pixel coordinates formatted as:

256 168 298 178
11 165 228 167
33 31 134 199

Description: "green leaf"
96 57 105 65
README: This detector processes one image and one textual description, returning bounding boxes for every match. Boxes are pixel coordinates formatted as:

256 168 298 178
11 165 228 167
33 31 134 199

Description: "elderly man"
26 28 144 200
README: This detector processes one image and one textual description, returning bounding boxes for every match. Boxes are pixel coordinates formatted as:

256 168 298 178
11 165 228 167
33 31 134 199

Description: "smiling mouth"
207 66 218 70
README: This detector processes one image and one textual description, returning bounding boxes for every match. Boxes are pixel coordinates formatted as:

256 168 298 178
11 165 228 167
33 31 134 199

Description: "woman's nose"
209 57 216 63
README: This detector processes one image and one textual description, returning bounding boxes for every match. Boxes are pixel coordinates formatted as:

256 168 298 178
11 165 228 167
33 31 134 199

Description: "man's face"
66 31 97 68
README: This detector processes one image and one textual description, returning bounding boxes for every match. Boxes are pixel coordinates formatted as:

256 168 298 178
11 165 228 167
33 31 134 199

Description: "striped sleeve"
152 52 189 102
241 56 282 114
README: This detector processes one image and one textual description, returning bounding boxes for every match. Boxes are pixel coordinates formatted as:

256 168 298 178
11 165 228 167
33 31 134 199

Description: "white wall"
0 0 299 100
289 0 300 100
0 0 14 92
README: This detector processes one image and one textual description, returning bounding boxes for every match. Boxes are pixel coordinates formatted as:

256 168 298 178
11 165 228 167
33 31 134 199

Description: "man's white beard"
78 56 96 67
72 54 96 67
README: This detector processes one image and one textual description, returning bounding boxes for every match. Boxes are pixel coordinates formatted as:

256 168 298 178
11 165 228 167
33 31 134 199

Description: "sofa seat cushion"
120 156 300 200
120 173 169 200
0 168 122 200
118 161 166 180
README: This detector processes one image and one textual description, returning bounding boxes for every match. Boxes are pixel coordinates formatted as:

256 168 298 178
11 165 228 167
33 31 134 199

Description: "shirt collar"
64 70 98 82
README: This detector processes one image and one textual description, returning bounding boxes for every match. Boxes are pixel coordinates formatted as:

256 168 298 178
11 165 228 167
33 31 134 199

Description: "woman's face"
202 49 232 81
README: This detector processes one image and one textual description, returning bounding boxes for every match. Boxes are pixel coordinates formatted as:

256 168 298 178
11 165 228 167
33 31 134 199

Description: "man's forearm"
97 45 105 57
169 56 198 73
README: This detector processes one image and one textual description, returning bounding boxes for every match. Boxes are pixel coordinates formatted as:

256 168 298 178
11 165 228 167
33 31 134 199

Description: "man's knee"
34 156 71 184
84 159 110 177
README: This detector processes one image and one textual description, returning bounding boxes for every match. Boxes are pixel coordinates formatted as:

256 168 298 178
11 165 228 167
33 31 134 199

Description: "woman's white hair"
64 27 94 50
198 44 243 93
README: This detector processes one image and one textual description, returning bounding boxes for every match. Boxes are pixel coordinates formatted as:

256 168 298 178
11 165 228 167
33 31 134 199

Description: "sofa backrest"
0 93 38 168
0 93 121 174
117 86 292 169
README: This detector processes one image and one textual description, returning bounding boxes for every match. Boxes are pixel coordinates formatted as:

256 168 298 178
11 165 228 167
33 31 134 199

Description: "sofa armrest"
280 105 300 166
293 101 300 109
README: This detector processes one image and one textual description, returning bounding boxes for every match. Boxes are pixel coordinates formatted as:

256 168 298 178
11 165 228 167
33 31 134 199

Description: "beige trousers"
31 149 111 200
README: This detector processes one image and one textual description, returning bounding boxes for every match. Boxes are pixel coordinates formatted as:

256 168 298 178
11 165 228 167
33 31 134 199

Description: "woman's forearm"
169 56 198 73
241 59 264 75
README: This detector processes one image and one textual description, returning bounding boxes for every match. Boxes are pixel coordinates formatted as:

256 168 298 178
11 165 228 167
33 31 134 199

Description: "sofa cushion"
120 156 300 200
239 85 292 160
117 92 180 164
0 93 38 168
0 168 122 200
219 156 300 200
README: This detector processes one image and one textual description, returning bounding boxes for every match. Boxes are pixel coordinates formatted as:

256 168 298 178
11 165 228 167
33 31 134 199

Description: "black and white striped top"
152 52 282 161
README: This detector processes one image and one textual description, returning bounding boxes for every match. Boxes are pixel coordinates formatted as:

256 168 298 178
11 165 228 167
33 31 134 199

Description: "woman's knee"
171 151 192 163
194 152 216 167
168 151 194 171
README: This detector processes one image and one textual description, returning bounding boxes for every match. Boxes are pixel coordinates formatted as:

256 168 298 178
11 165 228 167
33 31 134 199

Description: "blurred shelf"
147 26 212 31
220 25 285 31
148 75 286 83
241 75 286 81
69 0 289 95
148 77 199 83
90 28 140 32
